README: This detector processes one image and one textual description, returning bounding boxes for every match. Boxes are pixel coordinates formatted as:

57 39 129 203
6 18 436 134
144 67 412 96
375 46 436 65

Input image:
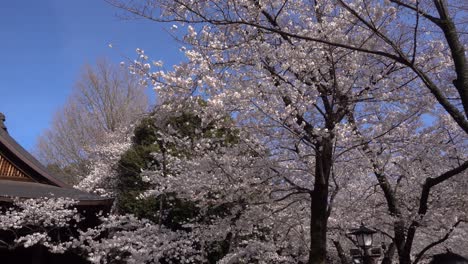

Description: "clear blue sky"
0 0 184 151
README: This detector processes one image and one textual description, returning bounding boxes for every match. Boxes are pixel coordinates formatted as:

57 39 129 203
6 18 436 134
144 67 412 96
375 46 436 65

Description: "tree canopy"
2 0 467 263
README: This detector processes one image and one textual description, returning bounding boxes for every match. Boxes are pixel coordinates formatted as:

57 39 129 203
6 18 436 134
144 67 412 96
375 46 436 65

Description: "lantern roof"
349 223 377 235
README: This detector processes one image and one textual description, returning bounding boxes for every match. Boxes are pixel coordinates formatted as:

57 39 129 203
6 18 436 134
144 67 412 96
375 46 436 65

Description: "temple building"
0 113 112 263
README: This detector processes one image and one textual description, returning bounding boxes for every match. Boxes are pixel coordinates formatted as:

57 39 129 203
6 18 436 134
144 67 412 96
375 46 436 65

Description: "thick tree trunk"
308 139 333 264
389 218 413 264
309 184 328 264
333 240 350 264
399 254 412 264
381 242 396 264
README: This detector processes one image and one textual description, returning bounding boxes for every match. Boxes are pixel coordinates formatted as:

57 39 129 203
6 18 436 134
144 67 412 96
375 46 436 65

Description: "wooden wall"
0 154 31 181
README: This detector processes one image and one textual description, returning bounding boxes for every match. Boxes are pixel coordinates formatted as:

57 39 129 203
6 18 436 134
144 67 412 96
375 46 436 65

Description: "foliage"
115 99 241 224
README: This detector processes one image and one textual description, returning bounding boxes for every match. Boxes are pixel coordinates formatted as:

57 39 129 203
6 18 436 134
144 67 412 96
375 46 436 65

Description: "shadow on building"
0 246 90 264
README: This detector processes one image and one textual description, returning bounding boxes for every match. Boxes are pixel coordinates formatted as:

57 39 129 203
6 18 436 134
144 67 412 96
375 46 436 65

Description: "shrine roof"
0 113 113 207
0 180 113 206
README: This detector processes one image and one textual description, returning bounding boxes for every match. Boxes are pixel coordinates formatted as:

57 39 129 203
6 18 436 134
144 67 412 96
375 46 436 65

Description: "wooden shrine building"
0 113 113 263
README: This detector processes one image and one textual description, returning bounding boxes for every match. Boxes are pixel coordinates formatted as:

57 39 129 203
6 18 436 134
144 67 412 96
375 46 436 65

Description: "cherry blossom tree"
120 21 418 264
104 0 467 263
0 198 83 253
76 101 287 263
329 108 468 263
109 0 467 132
103 1 468 263
1 1 466 263
76 128 132 197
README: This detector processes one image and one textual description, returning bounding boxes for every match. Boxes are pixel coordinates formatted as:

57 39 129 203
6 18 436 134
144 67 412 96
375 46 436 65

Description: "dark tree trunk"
308 139 333 264
333 240 350 264
399 242 413 264
381 242 396 264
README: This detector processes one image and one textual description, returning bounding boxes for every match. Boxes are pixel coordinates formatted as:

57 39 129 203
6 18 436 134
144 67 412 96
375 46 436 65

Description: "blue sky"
0 0 184 151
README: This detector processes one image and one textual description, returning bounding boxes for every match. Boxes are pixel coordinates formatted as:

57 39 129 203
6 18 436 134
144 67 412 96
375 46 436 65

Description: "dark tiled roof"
0 113 6 132
0 180 113 206
0 128 67 187
0 113 113 207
